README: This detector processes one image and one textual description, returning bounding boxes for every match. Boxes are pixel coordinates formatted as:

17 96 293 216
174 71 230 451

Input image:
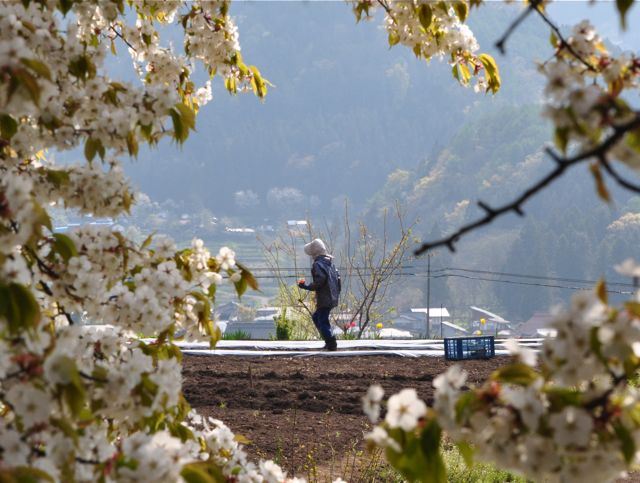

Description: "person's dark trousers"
312 307 337 350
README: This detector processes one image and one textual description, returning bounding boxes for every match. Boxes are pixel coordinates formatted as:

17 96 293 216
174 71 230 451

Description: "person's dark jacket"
299 255 340 308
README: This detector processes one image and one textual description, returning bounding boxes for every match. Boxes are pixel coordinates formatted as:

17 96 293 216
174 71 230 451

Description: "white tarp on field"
184 349 513 358
173 339 543 350
172 338 541 357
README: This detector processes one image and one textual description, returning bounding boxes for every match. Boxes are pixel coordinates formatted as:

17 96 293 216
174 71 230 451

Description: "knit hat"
304 238 328 258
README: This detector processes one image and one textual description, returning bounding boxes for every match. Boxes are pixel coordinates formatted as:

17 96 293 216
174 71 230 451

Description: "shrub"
274 308 294 340
223 330 252 340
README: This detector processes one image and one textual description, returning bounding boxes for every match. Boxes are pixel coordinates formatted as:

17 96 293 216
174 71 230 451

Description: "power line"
421 273 633 295
440 266 634 288
250 271 634 295
249 265 635 288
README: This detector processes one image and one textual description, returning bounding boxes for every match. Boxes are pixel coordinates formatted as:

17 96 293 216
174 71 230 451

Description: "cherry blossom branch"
109 26 137 53
415 113 640 254
495 0 596 72
531 4 597 72
23 245 59 280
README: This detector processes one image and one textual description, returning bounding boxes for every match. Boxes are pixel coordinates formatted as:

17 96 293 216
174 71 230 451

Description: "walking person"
298 238 341 351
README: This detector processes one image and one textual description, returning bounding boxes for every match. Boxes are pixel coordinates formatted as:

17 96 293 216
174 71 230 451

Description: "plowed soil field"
182 354 508 480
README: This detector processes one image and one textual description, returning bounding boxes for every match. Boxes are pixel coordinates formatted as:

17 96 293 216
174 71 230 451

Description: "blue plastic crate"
444 336 495 361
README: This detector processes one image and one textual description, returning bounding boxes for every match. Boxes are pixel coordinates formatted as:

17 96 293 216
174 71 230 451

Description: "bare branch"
600 155 640 194
494 0 539 54
415 113 640 255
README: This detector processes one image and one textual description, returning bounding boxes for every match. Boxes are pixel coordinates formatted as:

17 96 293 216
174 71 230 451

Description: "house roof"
442 321 467 333
470 306 510 324
410 308 450 318
518 312 554 336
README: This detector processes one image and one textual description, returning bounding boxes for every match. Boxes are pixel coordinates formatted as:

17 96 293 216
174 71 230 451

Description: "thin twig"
109 26 137 53
532 4 597 72
79 371 108 384
600 155 640 193
495 0 539 54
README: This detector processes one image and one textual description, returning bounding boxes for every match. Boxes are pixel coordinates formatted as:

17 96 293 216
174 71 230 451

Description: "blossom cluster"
541 20 640 170
351 0 500 93
0 1 291 481
365 283 640 482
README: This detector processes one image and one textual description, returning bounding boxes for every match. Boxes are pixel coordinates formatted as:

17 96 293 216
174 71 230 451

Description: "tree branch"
495 0 539 54
532 4 597 72
600 155 640 194
415 113 640 255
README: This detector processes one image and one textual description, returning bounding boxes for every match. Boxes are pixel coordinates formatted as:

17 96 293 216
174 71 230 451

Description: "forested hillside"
369 104 640 322
119 2 640 323
124 3 552 215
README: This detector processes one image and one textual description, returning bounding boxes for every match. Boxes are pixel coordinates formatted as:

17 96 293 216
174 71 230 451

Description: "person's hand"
297 278 306 288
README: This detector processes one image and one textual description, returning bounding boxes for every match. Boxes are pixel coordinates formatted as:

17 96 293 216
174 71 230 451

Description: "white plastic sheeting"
174 339 542 358
184 349 513 358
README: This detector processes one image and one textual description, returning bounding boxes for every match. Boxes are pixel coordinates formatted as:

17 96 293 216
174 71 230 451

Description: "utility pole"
426 254 431 339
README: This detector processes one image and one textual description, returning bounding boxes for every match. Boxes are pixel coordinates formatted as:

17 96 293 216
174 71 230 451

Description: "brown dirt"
182 354 509 479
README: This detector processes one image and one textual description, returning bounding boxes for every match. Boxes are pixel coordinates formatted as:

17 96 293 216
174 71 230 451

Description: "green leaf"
478 53 501 93
50 417 79 445
32 201 52 233
550 30 559 48
44 168 70 188
626 301 640 318
174 103 196 131
0 114 18 140
84 137 100 162
419 419 446 483
454 391 481 423
589 162 611 203
234 273 248 298
140 232 155 250
181 462 225 483
63 383 86 417
53 233 78 262
614 422 636 464
58 0 74 15
451 64 460 81
546 387 582 411
190 291 214 338
249 66 267 98
7 466 55 482
417 4 433 30
595 278 608 305
554 126 570 153
68 55 96 81
459 63 471 84
14 68 41 105
388 31 400 47
207 283 217 303
224 76 237 94
453 1 469 22
20 58 52 81
616 0 634 29
589 326 605 364
236 262 259 291
170 108 188 144
491 363 538 386
0 283 41 334
127 130 139 158
455 441 474 467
